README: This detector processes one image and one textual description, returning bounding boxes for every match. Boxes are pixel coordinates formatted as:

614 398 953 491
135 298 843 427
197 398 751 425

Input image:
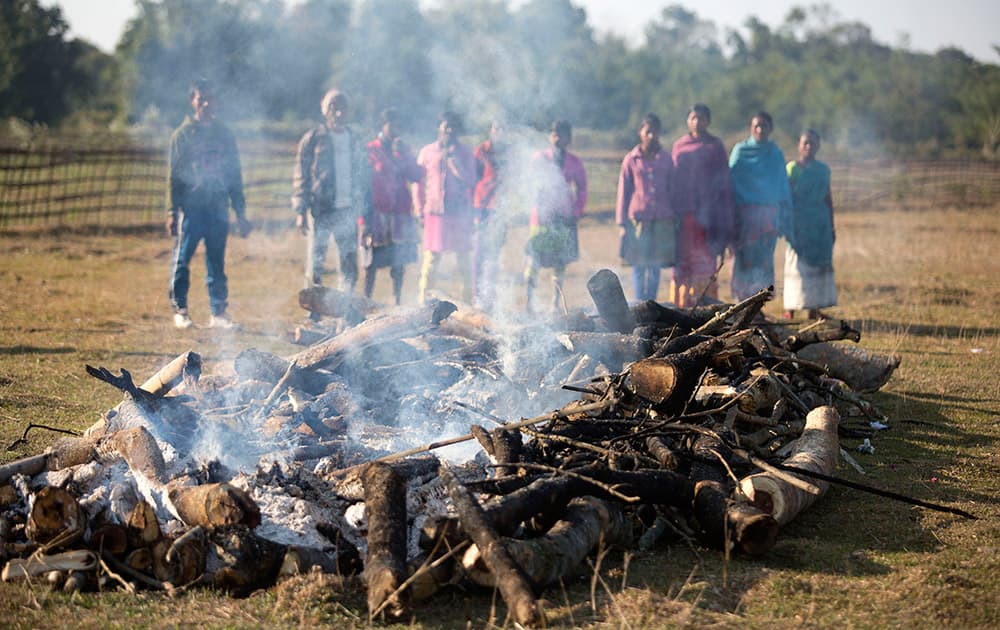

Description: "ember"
1 270 911 623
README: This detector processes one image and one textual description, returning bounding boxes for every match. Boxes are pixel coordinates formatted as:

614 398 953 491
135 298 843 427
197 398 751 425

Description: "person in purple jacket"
415 111 477 304
616 113 675 301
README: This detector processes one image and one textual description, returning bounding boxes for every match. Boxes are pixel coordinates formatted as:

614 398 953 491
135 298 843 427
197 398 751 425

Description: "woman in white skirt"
783 130 836 319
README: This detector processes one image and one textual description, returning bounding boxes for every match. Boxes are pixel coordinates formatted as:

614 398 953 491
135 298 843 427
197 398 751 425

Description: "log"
209 525 287 595
233 348 335 395
631 300 705 331
781 320 861 352
167 483 261 530
687 435 777 555
126 499 162 548
291 299 457 371
139 350 202 397
586 269 636 334
0 453 49 484
108 426 168 486
26 486 82 547
463 496 628 589
740 406 840 525
89 523 128 555
645 436 680 470
362 462 410 620
298 286 379 323
2 549 97 581
795 343 901 393
441 465 543 627
557 331 651 368
628 336 725 413
162 525 206 585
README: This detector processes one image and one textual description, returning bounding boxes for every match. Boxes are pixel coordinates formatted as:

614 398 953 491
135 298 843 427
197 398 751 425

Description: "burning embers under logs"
0 271 903 624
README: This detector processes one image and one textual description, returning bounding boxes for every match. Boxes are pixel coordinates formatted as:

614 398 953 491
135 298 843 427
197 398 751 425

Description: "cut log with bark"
740 406 840 525
2 549 96 581
167 483 261 530
27 486 83 547
628 336 725 413
442 465 543 628
794 343 901 393
291 299 457 371
362 462 410 620
463 496 628 589
587 269 636 334
139 351 202 397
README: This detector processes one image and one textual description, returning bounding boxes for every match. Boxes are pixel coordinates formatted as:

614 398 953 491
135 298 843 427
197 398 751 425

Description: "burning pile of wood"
0 269 904 624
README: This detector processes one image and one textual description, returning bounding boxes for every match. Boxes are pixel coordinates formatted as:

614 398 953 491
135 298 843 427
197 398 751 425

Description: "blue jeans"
169 207 230 316
306 208 359 290
631 265 661 302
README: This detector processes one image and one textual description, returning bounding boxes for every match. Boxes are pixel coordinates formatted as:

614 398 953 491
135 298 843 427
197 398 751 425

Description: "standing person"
415 111 477 304
783 129 837 319
167 78 252 330
616 113 675 302
472 120 508 311
292 89 369 299
524 120 587 312
363 108 423 305
728 110 792 301
670 103 734 307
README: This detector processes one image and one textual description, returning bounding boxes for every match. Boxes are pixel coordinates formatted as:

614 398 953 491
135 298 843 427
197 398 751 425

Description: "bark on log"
463 496 628 589
2 549 96 581
586 269 636 334
89 523 128 555
298 286 379 323
362 462 410 620
781 321 861 352
126 499 162 548
628 337 725 413
209 525 286 595
441 465 543 627
233 348 334 395
27 486 83 547
687 435 777 555
291 299 457 371
645 436 680 470
0 454 49 484
557 331 651 368
740 406 840 525
795 343 901 393
167 483 261 530
108 426 168 486
630 300 705 331
139 351 201 397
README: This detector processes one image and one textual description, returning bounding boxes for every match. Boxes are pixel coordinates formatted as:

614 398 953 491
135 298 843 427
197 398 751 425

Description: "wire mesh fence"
1 135 997 229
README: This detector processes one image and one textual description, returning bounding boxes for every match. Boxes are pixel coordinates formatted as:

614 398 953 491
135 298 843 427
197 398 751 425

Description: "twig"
497 462 639 503
5 423 81 451
370 539 470 619
254 359 298 422
98 555 138 595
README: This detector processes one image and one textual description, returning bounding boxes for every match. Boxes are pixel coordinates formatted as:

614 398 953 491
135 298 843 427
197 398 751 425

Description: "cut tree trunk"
27 486 83 547
586 269 636 334
291 299 457 371
628 337 725 413
167 483 261 530
463 496 628 589
362 462 410 620
794 344 901 393
2 549 96 581
442 465 543 628
740 405 840 525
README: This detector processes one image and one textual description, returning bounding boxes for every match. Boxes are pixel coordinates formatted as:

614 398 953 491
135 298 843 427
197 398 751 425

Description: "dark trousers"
169 207 230 316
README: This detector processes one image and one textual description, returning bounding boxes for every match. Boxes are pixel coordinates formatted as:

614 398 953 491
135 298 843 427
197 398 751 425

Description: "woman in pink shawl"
670 104 734 306
415 111 477 303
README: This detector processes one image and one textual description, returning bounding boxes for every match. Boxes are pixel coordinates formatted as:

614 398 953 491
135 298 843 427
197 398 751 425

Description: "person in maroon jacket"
362 108 423 304
472 120 507 311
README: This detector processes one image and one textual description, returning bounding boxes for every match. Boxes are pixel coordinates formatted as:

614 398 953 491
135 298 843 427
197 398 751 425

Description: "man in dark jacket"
292 89 370 295
166 78 252 330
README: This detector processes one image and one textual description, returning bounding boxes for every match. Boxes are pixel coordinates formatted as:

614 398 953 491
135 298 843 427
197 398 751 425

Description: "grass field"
0 202 998 628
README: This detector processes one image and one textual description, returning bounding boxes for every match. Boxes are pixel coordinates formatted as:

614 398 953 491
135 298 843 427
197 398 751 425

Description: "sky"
45 0 1000 64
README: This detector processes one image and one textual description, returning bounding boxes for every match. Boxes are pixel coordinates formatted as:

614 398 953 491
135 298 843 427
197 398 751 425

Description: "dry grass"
1 203 998 628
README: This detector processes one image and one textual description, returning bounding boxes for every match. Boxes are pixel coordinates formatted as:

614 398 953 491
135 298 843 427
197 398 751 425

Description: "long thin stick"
774 463 977 520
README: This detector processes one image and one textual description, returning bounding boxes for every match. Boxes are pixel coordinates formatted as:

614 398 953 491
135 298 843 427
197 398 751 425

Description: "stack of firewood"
0 269 901 625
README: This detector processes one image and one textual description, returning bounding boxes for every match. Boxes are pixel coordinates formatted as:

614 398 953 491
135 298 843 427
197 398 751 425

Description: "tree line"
2 0 999 158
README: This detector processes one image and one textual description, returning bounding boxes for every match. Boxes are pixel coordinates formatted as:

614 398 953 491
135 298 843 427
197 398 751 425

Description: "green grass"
1 203 998 628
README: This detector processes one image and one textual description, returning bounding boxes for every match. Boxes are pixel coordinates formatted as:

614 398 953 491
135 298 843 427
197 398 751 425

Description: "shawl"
787 159 834 267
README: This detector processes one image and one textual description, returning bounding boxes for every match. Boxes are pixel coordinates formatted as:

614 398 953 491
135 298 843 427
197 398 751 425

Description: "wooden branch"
794 343 901 393
739 406 840 525
139 350 201 397
586 269 636 333
167 483 261 530
363 463 410 621
441 465 543 628
463 496 628 589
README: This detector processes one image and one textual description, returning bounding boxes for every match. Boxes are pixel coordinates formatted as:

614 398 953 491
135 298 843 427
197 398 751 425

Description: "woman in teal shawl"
783 129 836 319
728 111 792 300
